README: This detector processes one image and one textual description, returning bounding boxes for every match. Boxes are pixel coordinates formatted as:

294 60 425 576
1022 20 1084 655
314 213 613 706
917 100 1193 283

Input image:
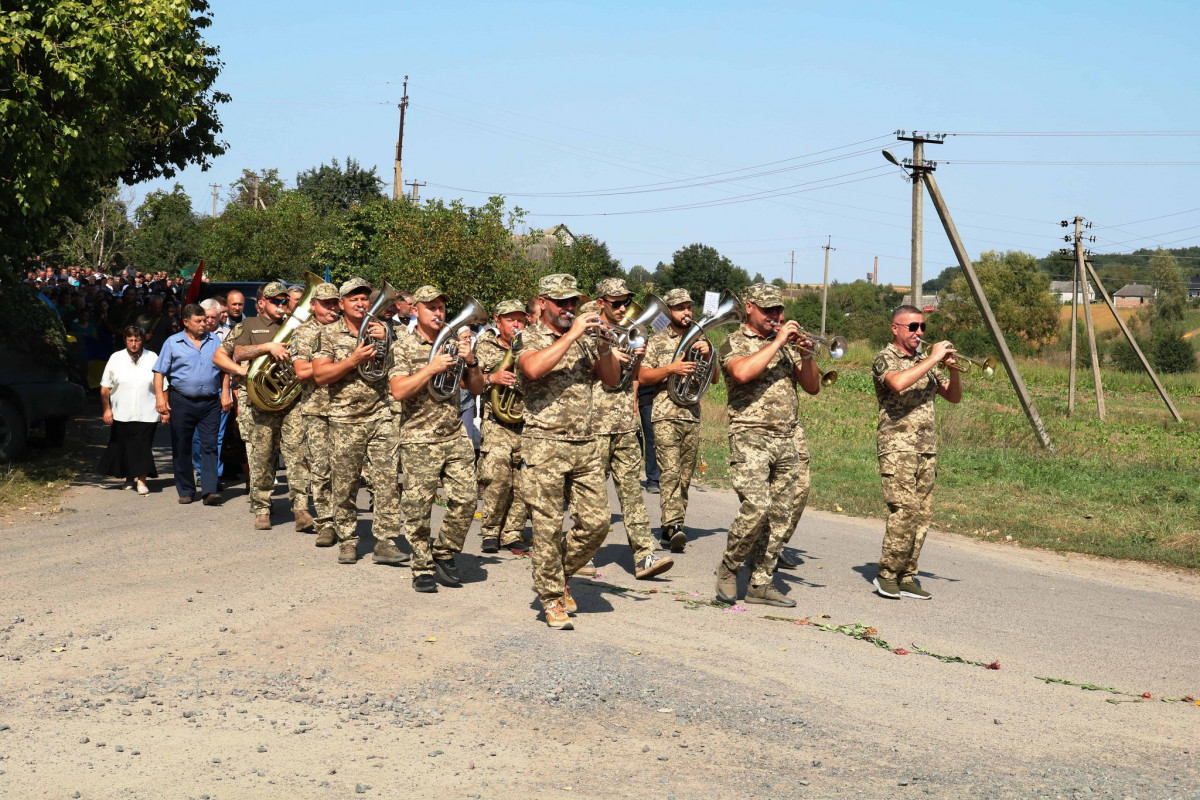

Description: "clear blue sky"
142 0 1200 287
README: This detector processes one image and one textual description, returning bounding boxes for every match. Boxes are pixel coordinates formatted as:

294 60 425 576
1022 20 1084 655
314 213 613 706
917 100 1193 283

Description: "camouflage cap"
493 298 526 317
339 277 371 298
743 282 785 309
312 282 339 301
262 280 289 298
413 285 449 304
577 299 600 316
595 277 631 299
661 287 692 307
538 273 582 300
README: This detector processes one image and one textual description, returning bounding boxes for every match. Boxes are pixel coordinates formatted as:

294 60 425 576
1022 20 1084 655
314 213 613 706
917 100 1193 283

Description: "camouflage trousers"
329 415 402 546
878 452 936 581
597 430 655 562
305 414 333 532
522 437 609 607
242 395 309 516
749 426 812 561
653 419 699 529
400 436 477 577
477 418 528 546
722 430 798 586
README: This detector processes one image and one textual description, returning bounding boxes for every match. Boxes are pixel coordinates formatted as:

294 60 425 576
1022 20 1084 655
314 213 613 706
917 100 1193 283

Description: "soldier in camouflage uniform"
213 281 313 532
715 283 822 608
288 282 342 547
871 305 961 600
515 273 622 630
310 278 408 567
388 286 483 594
592 278 673 579
473 299 529 553
638 288 712 553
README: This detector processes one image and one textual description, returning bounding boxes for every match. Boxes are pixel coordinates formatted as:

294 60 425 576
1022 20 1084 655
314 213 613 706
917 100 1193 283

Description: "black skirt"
97 421 159 480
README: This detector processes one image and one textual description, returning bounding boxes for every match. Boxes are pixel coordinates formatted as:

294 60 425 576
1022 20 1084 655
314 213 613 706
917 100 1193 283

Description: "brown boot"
715 563 738 604
372 539 410 565
314 526 337 547
255 514 272 531
338 540 358 564
294 509 314 532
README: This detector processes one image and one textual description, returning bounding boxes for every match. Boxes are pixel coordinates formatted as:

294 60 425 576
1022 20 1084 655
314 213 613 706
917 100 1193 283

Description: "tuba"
427 297 488 401
487 344 523 424
355 282 398 382
666 292 746 406
247 271 322 412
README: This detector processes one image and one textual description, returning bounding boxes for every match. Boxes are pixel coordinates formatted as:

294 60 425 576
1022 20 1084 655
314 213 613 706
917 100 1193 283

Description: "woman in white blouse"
98 325 163 494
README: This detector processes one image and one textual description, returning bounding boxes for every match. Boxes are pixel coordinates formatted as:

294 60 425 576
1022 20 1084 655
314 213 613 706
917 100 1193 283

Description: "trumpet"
916 336 997 377
770 320 848 360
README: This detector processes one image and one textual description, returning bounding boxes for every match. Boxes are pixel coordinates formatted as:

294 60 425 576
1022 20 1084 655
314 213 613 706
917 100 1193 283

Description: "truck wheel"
0 399 26 464
43 416 68 447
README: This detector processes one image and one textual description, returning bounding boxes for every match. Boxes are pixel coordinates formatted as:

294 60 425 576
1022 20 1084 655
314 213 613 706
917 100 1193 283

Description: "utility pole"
1063 217 1104 419
820 236 835 337
405 180 425 204
897 132 944 308
209 184 220 218
393 76 409 202
789 250 795 288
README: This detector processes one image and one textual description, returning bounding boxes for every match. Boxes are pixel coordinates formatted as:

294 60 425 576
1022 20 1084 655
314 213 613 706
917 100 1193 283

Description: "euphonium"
608 293 669 390
247 271 323 411
487 344 523 424
428 296 488 401
666 292 745 406
355 281 398 382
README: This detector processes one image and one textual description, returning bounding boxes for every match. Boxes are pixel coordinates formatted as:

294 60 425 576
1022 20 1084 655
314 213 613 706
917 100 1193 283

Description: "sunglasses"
899 321 927 332
267 297 289 307
607 297 632 308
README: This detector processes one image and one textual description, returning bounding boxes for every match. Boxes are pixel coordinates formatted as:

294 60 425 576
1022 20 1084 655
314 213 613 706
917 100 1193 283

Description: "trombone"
916 336 997 377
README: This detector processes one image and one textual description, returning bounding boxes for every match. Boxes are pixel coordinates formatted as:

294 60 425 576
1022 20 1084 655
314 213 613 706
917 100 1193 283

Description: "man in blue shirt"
154 303 230 504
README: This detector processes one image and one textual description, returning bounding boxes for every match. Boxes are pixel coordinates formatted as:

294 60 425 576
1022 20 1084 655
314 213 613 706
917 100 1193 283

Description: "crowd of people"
68 263 962 629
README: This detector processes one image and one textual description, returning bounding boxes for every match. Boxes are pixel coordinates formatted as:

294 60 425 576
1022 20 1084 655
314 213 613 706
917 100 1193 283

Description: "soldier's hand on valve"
428 351 459 375
490 369 518 387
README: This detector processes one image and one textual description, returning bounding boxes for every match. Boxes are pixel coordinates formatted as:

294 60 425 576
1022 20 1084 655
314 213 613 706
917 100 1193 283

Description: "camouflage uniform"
716 324 803 587
313 318 402 548
872 343 948 582
643 325 701 530
515 313 607 609
474 328 528 547
390 322 412 480
290 316 334 533
388 331 476 578
222 317 310 518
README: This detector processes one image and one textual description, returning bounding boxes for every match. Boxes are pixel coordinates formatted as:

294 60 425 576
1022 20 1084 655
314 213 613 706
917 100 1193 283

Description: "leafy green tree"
1151 328 1195 373
1149 247 1185 323
626 264 652 296
752 272 765 284
52 186 135 271
201 190 331 282
131 184 199 274
923 265 961 293
296 157 385 214
229 168 284 209
0 0 227 270
548 234 623 297
658 244 750 303
938 250 1059 352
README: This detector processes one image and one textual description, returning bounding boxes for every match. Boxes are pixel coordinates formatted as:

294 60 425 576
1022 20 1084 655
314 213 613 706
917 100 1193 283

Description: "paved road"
0 430 1197 798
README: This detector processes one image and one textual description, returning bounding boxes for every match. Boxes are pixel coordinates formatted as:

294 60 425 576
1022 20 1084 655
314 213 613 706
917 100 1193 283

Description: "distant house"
1113 283 1155 308
513 224 577 264
1049 280 1095 303
1188 274 1200 299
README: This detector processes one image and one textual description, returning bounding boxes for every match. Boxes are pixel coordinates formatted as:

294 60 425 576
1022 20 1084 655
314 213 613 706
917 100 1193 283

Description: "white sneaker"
575 559 598 577
635 553 674 580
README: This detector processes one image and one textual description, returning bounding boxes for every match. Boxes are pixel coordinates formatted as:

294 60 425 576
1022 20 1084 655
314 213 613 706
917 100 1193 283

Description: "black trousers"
168 389 220 498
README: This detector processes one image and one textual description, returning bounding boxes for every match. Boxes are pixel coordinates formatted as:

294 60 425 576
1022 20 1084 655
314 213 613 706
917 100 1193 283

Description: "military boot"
715 563 738 604
314 526 337 547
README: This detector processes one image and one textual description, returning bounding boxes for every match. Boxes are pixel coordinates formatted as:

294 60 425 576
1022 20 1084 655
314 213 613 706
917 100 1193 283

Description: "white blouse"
101 349 161 423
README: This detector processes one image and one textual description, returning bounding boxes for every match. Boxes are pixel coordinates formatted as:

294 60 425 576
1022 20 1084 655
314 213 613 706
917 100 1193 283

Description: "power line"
945 131 1200 137
942 160 1200 166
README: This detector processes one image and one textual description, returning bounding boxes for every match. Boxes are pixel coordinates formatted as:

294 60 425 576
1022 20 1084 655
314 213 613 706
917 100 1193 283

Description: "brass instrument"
246 271 322 411
606 293 668 390
787 326 848 360
355 281 398 382
916 336 996 377
428 296 488 401
487 343 523 425
666 292 745 406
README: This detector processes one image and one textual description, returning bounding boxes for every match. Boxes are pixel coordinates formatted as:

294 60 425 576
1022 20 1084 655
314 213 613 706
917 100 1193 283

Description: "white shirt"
101 349 161 423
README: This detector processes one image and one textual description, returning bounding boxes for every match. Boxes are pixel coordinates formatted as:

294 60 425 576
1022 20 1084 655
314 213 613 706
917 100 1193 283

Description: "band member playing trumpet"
388 286 483 594
473 299 529 554
515 273 622 630
871 305 961 600
638 288 711 553
715 283 821 608
311 278 408 567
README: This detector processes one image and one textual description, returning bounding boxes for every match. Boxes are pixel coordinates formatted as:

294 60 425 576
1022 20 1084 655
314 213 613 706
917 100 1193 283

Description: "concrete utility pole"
1065 217 1104 419
820 236 835 337
405 180 426 204
393 76 409 202
897 132 944 308
209 184 220 218
790 250 795 288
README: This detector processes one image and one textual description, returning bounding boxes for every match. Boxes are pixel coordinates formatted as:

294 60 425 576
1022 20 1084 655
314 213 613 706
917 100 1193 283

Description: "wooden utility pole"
820 236 834 337
393 76 409 202
1067 217 1104 419
209 184 220 218
405 180 426 204
1068 245 1078 415
898 132 943 308
790 250 795 288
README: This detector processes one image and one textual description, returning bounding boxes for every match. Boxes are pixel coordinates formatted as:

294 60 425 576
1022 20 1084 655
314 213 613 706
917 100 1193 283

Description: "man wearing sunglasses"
871 305 961 600
214 281 313 533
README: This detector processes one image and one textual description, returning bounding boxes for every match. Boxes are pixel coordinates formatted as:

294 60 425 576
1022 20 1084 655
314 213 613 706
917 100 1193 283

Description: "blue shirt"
153 330 223 398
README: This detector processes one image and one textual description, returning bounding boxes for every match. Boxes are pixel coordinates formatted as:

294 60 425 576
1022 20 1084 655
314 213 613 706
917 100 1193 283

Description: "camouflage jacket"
387 329 466 443
514 319 599 441
221 317 281 390
717 324 799 437
872 342 948 456
643 326 701 424
474 329 523 422
288 317 330 417
592 357 637 436
311 318 389 423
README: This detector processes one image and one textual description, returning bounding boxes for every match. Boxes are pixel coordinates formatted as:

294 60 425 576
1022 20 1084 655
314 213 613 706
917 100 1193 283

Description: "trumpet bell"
826 335 848 360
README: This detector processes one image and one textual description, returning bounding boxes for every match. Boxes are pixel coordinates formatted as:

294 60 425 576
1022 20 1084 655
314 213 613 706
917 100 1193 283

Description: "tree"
923 265 961 293
626 264 652 295
52 186 135 271
1150 247 1185 323
229 168 284 209
201 190 332 282
0 0 228 270
658 244 750 304
296 157 385 214
131 184 199 274
547 234 623 296
938 250 1059 352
